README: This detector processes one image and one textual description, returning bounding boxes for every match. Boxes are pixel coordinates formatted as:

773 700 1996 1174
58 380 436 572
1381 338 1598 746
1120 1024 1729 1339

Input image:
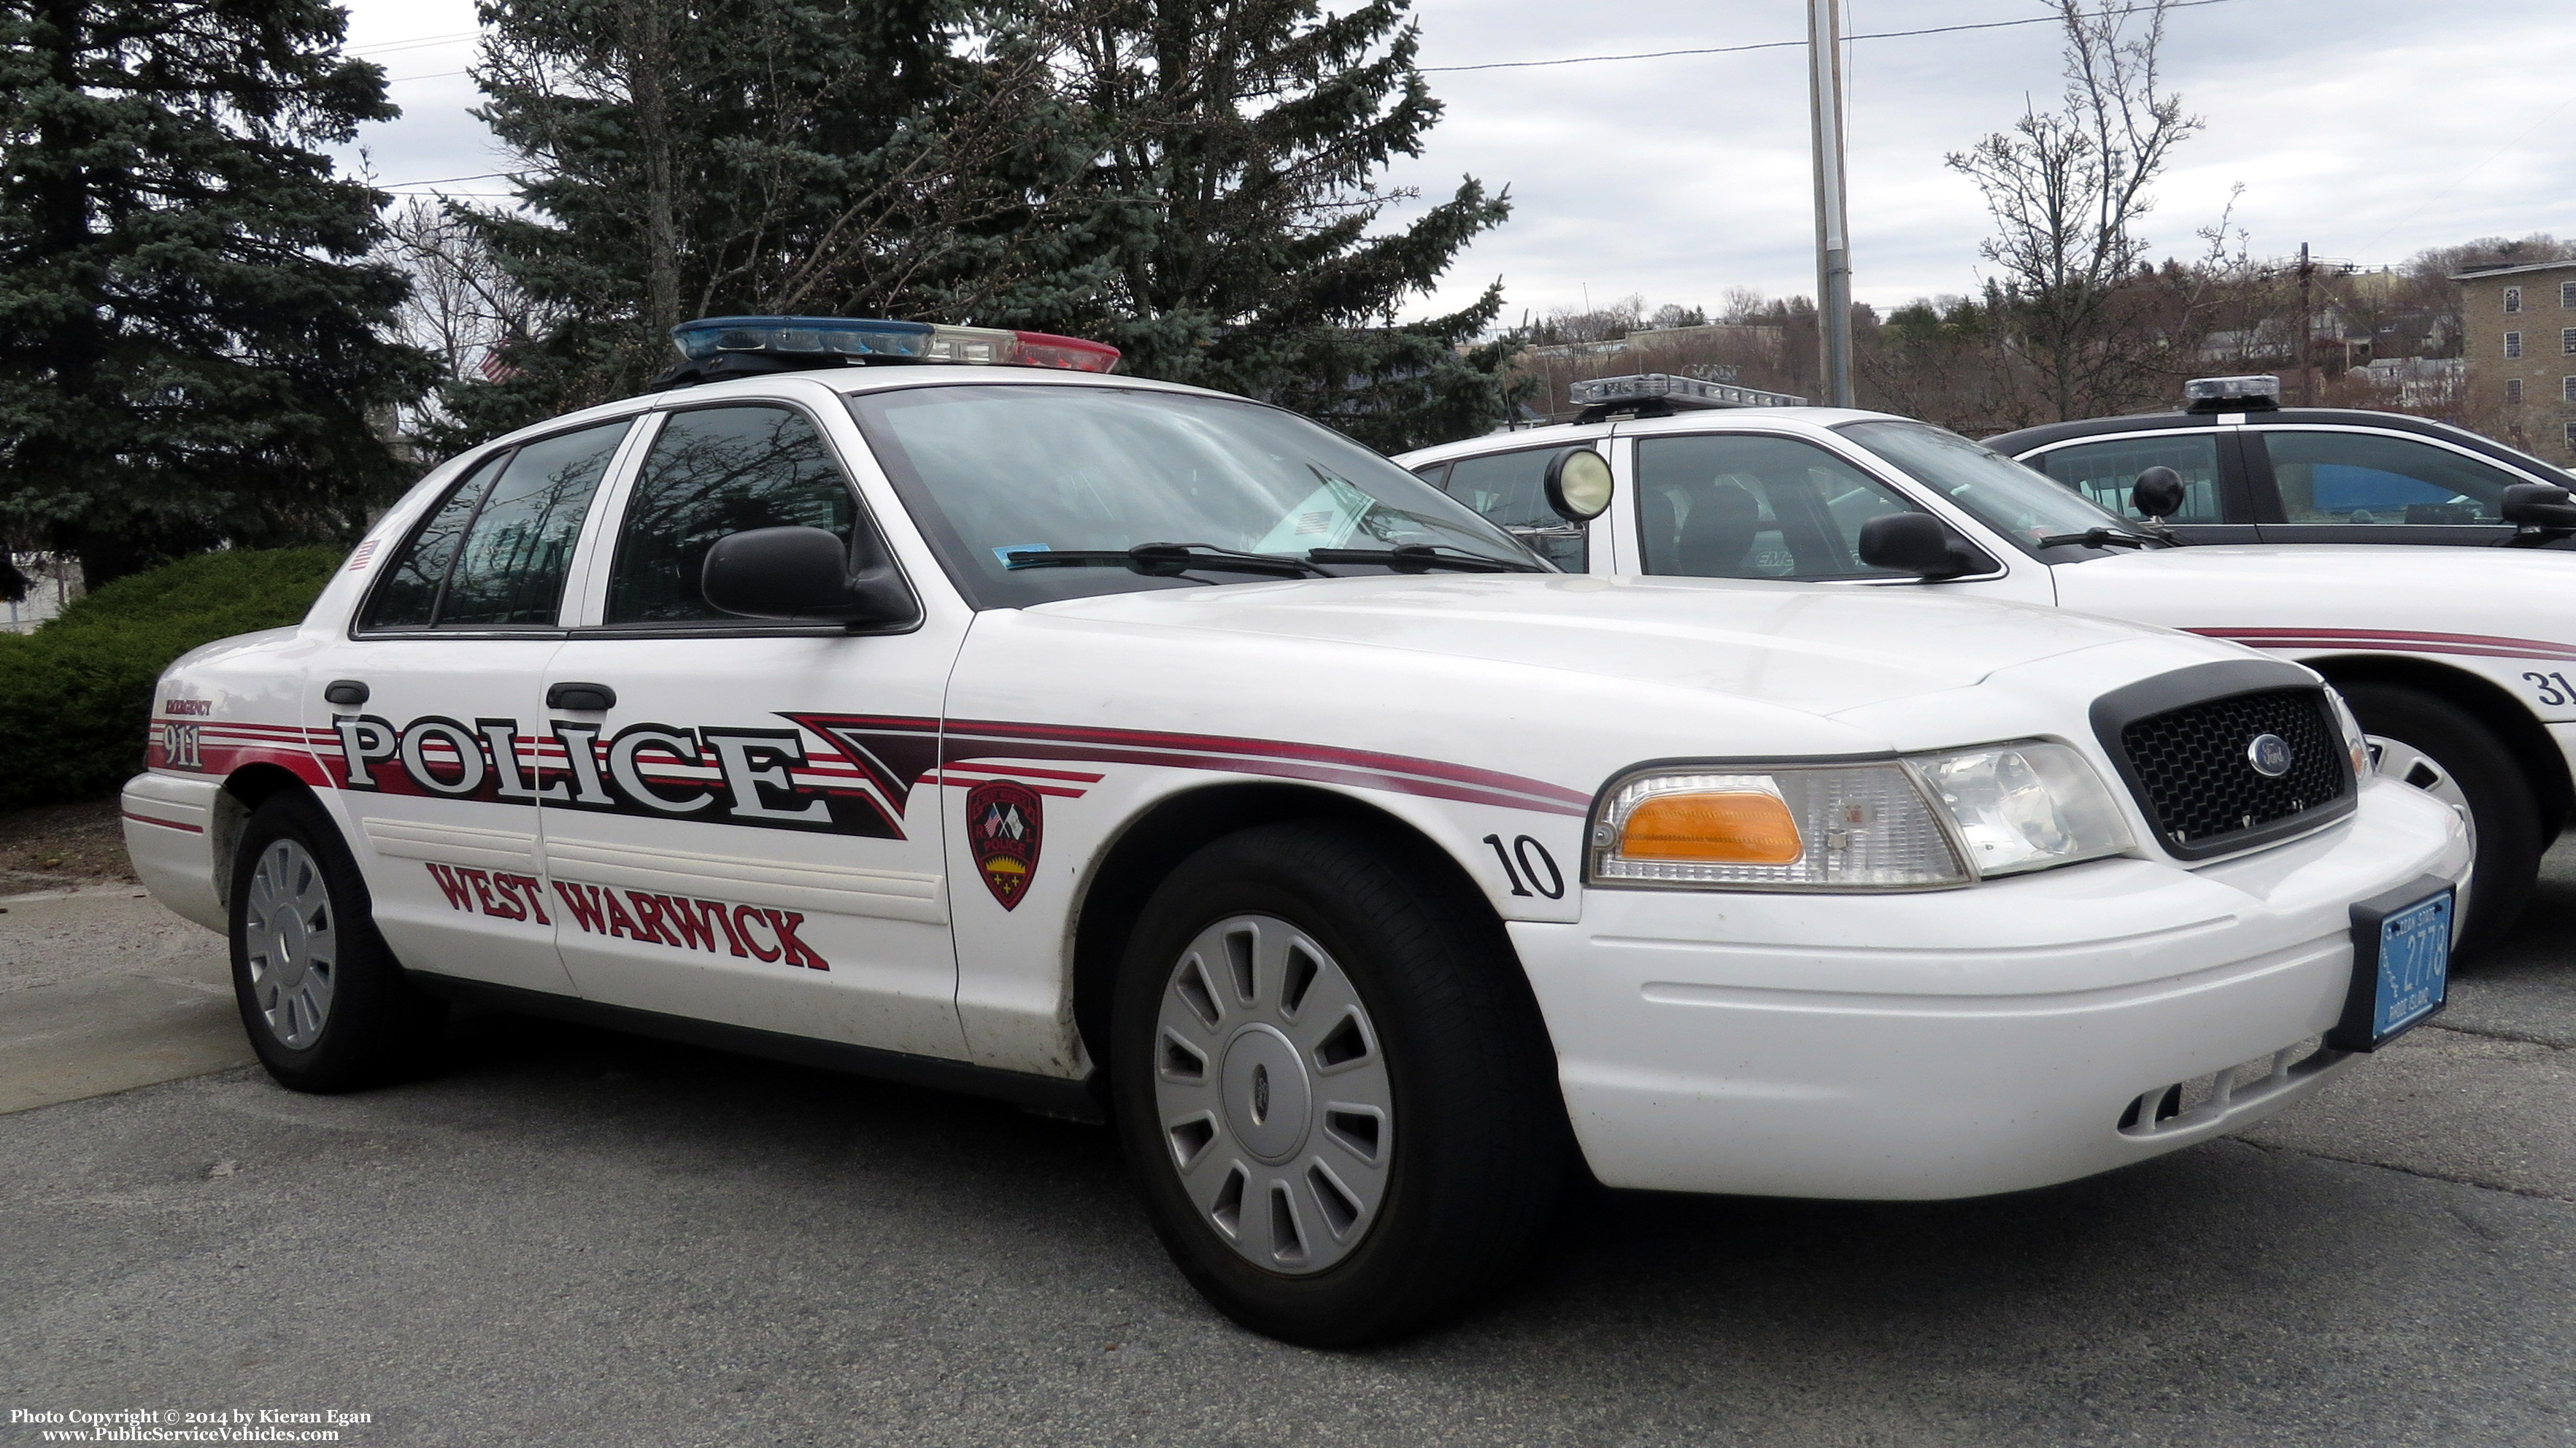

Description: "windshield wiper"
1306 544 1545 574
1001 542 1332 579
2034 526 2164 550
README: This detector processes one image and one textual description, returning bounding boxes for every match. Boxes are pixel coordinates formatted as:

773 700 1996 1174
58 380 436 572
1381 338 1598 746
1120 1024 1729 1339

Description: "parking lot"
4 850 2572 1447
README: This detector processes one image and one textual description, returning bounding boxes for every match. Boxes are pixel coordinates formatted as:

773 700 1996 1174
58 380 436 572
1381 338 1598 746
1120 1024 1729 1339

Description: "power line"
376 171 510 188
349 30 477 57
2351 92 2576 258
386 69 471 83
1419 0 2257 74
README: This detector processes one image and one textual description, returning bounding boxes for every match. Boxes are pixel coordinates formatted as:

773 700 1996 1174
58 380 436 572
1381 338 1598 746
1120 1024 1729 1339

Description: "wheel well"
211 765 314 897
2307 655 2575 829
1068 784 1503 1079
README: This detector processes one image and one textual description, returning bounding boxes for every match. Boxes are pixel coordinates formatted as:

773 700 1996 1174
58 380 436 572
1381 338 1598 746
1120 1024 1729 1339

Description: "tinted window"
2035 434 2224 525
1635 434 1925 580
2264 430 2516 525
606 407 860 625
1440 446 1590 569
847 385 1534 608
363 452 505 629
438 423 628 625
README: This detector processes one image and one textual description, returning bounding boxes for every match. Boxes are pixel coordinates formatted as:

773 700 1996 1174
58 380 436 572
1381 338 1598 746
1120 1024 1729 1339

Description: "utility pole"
1808 0 1854 408
2296 242 2315 406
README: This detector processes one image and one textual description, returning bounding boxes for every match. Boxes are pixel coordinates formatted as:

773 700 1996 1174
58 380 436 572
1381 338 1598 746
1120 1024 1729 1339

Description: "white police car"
124 328 2466 1346
1400 373 2573 954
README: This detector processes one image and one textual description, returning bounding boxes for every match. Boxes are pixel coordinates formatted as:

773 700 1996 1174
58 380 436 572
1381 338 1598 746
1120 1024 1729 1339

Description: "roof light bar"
2183 374 2282 412
1570 372 1807 412
666 315 1121 377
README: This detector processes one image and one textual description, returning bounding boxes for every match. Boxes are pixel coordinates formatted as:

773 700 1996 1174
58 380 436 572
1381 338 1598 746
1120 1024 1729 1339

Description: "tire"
1109 820 1570 1347
228 790 446 1092
2340 683 2540 955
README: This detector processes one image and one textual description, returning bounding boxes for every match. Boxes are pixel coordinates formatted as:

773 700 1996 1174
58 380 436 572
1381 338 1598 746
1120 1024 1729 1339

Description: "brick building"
2453 259 2576 463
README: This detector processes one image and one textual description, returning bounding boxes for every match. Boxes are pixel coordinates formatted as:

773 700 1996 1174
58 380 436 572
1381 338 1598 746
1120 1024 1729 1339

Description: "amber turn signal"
1619 790 1804 863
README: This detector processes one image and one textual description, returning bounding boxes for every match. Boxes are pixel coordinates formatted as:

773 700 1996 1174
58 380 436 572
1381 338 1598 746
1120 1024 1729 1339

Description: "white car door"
537 397 969 1059
300 417 637 997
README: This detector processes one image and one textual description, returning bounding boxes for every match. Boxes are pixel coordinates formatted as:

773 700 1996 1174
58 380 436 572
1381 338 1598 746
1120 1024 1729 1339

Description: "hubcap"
1152 914 1393 1276
244 839 337 1050
2369 733 2476 910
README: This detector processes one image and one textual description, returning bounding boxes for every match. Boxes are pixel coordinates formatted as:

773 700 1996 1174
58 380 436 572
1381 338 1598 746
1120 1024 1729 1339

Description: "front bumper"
1512 779 2468 1201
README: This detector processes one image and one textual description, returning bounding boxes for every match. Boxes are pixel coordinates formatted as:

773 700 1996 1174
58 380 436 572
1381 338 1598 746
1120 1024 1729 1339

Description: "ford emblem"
2247 733 2294 778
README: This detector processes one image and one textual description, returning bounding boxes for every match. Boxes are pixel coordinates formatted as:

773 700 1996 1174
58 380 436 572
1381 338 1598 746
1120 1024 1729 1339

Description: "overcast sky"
336 0 2576 325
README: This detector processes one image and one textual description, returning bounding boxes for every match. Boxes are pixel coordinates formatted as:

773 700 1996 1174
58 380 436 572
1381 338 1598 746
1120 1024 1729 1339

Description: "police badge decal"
965 780 1044 909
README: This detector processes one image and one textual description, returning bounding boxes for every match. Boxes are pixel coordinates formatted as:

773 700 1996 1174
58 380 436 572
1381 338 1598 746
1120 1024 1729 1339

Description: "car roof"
1985 407 2576 481
1397 407 1907 466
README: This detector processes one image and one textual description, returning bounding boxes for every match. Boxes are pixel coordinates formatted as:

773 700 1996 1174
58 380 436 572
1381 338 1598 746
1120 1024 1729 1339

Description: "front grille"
2119 687 2350 852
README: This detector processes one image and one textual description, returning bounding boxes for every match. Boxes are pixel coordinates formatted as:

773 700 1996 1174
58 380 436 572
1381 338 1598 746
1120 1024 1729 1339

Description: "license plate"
2329 879 2453 1051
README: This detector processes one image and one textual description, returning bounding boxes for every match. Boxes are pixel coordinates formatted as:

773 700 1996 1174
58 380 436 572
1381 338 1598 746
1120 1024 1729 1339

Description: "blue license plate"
2334 884 2452 1051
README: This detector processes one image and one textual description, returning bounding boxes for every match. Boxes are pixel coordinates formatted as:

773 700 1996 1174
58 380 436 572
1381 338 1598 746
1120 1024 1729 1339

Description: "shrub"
0 549 341 810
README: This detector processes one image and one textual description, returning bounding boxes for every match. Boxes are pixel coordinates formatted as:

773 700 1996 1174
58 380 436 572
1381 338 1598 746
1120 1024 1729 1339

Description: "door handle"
323 679 369 706
547 682 617 711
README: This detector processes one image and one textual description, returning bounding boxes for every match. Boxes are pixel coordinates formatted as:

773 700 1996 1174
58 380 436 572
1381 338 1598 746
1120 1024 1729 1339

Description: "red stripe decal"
123 812 205 833
2191 627 2576 664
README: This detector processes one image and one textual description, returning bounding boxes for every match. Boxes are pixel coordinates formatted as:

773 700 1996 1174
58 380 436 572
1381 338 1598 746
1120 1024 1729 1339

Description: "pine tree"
1030 0 1521 451
0 0 436 591
443 0 1114 446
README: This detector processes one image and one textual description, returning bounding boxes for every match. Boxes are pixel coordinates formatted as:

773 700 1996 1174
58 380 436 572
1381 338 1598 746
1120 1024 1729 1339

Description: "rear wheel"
228 790 445 1091
1110 821 1567 1347
2342 683 2538 955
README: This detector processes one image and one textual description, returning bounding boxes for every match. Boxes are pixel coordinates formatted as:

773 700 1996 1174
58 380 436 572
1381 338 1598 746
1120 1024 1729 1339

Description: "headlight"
1910 742 2132 877
1590 741 2133 891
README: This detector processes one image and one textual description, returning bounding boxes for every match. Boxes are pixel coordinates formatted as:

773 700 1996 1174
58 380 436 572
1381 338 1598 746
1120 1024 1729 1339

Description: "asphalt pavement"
4 851 2574 1447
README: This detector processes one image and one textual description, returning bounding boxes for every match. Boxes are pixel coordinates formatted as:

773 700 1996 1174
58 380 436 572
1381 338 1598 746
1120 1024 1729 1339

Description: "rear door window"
1634 434 1924 580
2035 434 2224 524
1438 446 1589 570
361 420 628 630
2263 430 2516 525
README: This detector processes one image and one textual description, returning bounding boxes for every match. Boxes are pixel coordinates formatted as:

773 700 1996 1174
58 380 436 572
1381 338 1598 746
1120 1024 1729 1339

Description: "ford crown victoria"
1401 375 2558 953
127 326 2466 1346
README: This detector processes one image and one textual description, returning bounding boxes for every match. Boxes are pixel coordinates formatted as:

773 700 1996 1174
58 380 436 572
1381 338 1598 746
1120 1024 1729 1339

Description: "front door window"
1633 434 1927 580
2263 431 2516 525
1438 445 1589 570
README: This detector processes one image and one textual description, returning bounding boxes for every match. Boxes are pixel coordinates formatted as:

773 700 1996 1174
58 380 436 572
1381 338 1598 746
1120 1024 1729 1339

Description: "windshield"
846 383 1542 606
1837 419 2143 557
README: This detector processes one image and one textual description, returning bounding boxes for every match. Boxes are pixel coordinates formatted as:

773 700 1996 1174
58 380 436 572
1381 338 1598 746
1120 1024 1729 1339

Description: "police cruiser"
1400 372 2571 954
127 327 2465 1346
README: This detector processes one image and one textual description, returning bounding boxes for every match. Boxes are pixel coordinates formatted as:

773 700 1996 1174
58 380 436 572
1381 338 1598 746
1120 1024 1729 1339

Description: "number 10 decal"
1482 833 1565 899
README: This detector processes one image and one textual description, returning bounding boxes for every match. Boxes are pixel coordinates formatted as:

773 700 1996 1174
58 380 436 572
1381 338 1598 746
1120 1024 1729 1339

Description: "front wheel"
1110 822 1568 1347
228 790 445 1091
2341 683 2539 955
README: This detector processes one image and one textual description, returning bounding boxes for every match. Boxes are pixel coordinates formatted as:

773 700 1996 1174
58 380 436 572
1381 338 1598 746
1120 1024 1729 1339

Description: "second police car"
124 326 2466 1347
1400 372 2576 955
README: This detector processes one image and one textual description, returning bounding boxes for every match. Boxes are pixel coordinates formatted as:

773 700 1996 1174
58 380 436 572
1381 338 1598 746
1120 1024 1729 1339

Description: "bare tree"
1946 0 2200 420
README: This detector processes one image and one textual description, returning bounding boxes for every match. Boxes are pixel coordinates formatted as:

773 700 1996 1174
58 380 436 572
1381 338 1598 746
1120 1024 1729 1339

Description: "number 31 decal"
2525 671 2576 706
1482 833 1565 899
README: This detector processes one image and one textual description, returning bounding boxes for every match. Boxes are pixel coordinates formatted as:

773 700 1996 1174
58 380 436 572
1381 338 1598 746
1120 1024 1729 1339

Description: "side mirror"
2131 466 2187 520
2501 482 2576 531
702 525 916 625
1856 511 1979 580
1543 448 1615 523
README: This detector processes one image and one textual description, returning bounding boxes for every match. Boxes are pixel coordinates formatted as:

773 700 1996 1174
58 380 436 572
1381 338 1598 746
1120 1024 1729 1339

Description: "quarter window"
2504 287 2523 314
2034 434 2224 525
2263 431 2518 525
2506 331 2524 359
1633 434 1927 581
360 420 629 631
1438 446 1592 569
606 406 863 625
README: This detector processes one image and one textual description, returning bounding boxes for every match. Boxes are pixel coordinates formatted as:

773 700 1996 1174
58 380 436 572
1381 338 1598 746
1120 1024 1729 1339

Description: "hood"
2054 544 2576 645
1027 572 2164 718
